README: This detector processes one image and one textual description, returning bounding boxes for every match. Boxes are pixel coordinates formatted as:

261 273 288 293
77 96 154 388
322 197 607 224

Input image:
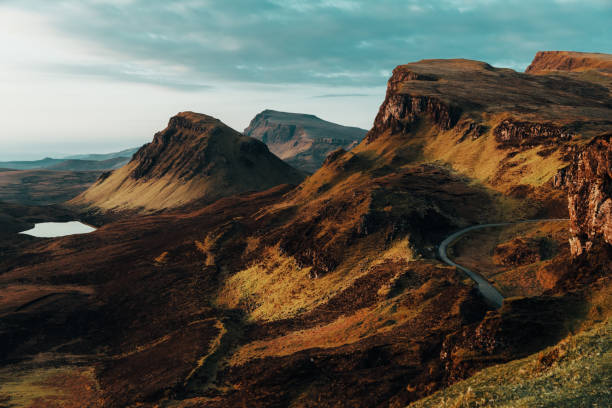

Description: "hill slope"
244 110 366 172
71 112 304 212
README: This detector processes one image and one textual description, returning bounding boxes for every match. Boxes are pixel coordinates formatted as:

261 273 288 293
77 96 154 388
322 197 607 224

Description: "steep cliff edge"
566 133 612 256
70 112 304 212
354 57 611 217
244 110 366 173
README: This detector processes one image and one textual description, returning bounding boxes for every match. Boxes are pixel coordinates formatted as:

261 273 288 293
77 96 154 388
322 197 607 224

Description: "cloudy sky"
1 0 610 160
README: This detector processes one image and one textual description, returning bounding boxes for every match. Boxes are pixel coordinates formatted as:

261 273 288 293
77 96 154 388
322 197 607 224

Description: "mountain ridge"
244 109 367 172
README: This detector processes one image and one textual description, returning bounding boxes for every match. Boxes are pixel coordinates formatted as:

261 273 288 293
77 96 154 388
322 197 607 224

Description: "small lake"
20 221 96 238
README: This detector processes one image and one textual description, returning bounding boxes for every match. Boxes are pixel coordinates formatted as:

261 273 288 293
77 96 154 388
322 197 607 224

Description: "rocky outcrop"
566 133 612 256
441 296 581 384
526 51 612 76
244 110 366 173
494 119 574 148
366 67 461 143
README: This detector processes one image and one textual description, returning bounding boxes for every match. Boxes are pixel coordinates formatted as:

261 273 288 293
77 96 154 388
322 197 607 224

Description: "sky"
0 0 610 160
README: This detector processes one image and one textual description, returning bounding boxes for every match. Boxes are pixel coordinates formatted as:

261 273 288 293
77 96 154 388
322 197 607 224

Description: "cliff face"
356 57 611 215
71 112 304 212
366 66 460 143
244 110 366 173
526 51 612 76
567 133 612 256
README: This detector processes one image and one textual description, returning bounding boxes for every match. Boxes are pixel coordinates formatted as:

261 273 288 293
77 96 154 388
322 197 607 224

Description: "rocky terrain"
71 112 304 212
0 51 610 407
244 110 366 172
566 133 611 256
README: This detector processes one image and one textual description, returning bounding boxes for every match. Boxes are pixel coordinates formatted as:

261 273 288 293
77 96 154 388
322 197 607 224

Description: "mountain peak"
168 111 222 131
71 111 304 212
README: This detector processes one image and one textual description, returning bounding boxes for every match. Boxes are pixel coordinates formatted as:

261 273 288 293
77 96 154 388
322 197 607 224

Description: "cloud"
2 0 611 90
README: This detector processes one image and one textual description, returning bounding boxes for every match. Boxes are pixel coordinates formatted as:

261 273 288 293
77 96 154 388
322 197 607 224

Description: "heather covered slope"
71 112 304 212
244 109 366 172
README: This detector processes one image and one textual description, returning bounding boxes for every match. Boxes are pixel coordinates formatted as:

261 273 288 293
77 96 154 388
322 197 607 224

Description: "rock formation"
71 112 304 212
566 133 612 256
244 110 366 173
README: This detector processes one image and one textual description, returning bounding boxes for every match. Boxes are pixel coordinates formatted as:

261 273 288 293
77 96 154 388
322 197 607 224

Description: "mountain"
0 151 135 172
526 51 612 76
63 147 140 161
71 111 304 212
47 157 130 171
0 157 64 170
244 109 367 172
0 53 610 407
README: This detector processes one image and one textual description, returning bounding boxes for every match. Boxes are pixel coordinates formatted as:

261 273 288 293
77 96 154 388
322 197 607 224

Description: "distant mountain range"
0 147 139 171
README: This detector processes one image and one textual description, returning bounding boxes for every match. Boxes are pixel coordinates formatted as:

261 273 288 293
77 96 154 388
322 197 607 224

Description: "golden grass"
408 317 612 408
217 245 316 321
0 365 102 408
228 295 419 366
154 251 169 264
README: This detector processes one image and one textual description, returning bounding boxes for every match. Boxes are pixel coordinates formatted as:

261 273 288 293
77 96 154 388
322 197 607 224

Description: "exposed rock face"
526 51 612 76
567 133 612 256
244 110 366 173
71 112 304 212
366 66 461 143
494 119 574 148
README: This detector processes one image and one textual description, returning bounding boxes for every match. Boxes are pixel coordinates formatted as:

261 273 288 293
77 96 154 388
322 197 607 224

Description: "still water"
20 221 96 238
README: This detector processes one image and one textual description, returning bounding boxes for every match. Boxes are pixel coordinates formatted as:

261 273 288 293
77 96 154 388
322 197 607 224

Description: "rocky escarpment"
244 110 366 173
71 111 304 212
566 133 612 256
366 66 461 143
494 119 575 148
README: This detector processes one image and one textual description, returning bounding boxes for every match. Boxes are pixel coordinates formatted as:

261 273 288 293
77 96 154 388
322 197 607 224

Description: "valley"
0 51 610 407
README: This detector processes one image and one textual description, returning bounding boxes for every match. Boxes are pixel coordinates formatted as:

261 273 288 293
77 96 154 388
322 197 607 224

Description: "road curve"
438 219 569 309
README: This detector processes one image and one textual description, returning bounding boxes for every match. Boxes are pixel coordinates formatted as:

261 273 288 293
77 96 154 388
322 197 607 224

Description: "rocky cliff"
526 51 612 76
358 57 611 215
244 110 366 173
566 133 612 256
71 112 304 212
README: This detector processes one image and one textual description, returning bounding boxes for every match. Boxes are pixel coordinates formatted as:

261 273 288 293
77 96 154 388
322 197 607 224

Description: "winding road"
438 219 568 309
